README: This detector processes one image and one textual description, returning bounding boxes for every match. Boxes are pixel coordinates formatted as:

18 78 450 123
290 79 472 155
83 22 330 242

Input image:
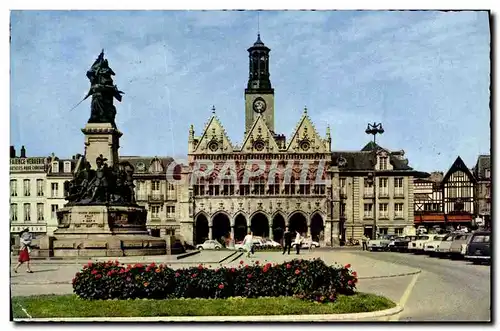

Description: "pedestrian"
243 231 254 258
294 231 302 255
282 227 292 255
14 228 33 273
362 234 368 251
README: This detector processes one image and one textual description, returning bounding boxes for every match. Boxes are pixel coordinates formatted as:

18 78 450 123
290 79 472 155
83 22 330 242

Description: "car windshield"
418 236 429 240
472 235 490 243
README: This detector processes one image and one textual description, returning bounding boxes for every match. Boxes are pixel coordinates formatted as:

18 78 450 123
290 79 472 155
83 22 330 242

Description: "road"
352 250 491 321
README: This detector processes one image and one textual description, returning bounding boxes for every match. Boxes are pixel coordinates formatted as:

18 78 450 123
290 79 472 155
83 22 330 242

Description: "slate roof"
120 156 175 174
46 156 78 177
473 155 491 180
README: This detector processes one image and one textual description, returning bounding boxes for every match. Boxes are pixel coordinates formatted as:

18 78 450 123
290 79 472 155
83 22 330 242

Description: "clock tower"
245 34 275 134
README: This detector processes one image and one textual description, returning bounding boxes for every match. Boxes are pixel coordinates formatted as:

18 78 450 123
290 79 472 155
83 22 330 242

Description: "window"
152 180 160 191
23 179 30 196
10 203 17 221
379 178 388 196
52 161 59 173
298 181 311 195
339 178 346 196
395 228 404 236
379 203 388 218
485 169 490 179
64 161 71 173
167 206 175 218
313 184 325 195
340 203 346 217
10 179 17 196
194 178 205 196
253 177 266 195
364 203 373 218
364 178 373 197
51 183 59 198
37 179 44 196
239 181 250 196
472 235 490 243
269 175 280 195
394 203 404 218
394 178 404 196
24 203 31 221
51 204 58 219
222 179 234 196
37 203 44 221
461 186 470 197
208 178 220 196
151 206 161 218
379 157 388 170
284 179 296 195
379 227 388 235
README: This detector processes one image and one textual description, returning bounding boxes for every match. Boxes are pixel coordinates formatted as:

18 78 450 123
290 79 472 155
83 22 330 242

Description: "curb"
359 270 421 280
14 305 403 322
176 251 200 260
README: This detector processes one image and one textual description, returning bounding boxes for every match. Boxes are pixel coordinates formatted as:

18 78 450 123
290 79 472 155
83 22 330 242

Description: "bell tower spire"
245 31 275 134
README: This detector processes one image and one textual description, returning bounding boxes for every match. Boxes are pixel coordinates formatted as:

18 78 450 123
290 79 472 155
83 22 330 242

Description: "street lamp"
365 122 384 239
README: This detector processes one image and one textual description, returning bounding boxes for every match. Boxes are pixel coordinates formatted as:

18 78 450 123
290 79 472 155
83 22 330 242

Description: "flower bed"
72 258 358 303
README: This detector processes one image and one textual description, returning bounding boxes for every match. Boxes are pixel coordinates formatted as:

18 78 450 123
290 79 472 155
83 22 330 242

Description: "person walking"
282 227 292 255
294 231 302 255
362 234 368 251
14 228 33 273
243 231 254 258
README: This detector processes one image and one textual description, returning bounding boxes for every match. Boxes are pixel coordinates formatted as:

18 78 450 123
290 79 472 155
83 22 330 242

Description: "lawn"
12 293 395 318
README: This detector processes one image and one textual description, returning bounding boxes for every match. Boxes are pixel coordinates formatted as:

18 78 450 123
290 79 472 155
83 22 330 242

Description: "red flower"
71 277 76 284
192 273 197 278
145 267 151 272
245 265 249 269
75 272 80 277
198 264 204 270
352 271 357 277
263 267 269 273
87 261 93 267
265 263 272 268
295 269 300 275
115 260 120 266
345 264 351 269
240 260 244 264
155 268 161 273
348 280 353 286
95 274 102 279
286 264 291 269
215 268 219 272
143 282 149 287
175 272 180 277
230 268 236 272
135 263 143 268
127 264 132 270
119 269 127 274
91 269 98 275
218 284 224 289
107 271 113 277
149 262 156 268
247 274 252 279
354 278 358 283
255 261 260 265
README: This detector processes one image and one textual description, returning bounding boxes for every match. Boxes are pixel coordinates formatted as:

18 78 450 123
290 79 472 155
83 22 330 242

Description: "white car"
408 234 439 253
261 238 282 248
423 234 447 255
292 240 320 249
196 240 223 250
367 235 395 251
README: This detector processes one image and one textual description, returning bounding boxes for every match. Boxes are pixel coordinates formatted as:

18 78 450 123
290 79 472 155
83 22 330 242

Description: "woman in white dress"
243 231 253 258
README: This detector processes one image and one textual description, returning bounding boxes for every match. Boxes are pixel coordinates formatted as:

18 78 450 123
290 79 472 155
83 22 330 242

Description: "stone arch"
310 212 325 242
272 212 286 244
194 213 209 245
211 212 231 241
233 213 248 242
288 211 308 236
250 211 270 238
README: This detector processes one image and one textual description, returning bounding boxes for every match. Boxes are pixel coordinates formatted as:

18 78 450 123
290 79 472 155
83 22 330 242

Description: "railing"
148 194 165 202
394 189 404 197
378 189 389 198
363 190 374 198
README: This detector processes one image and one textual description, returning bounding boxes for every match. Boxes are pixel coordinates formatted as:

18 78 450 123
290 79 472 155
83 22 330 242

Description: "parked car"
292 240 320 249
391 235 418 252
465 231 491 264
423 234 447 256
261 238 282 249
367 235 395 251
408 234 439 253
435 232 458 257
196 240 223 250
449 233 473 259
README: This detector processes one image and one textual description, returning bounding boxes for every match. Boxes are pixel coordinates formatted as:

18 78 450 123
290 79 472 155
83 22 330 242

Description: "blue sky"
10 10 490 172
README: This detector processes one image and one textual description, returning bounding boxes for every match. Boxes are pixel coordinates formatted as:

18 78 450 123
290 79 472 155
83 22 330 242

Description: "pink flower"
95 274 102 279
218 284 224 289
198 264 204 270
247 274 252 279
135 263 143 268
286 264 291 269
348 280 353 286
91 269 98 275
126 277 131 282
344 264 351 269
295 269 300 275
240 260 244 265
230 268 236 272
175 272 180 277
263 267 269 273
192 273 197 278
145 267 151 272
352 271 357 277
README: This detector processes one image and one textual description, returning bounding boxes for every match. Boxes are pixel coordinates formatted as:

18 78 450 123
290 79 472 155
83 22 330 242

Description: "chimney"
10 146 16 158
20 146 26 158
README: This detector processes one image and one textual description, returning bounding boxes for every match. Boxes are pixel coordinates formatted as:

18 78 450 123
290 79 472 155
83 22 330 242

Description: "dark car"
391 235 418 252
465 231 491 264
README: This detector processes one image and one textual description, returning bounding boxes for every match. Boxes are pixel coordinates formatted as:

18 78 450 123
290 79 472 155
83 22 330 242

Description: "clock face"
253 98 267 113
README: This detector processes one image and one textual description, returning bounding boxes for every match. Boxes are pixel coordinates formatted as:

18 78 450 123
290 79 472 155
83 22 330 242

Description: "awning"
446 214 473 223
414 214 445 223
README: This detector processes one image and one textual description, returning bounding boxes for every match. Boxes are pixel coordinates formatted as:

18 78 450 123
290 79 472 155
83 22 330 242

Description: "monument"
40 50 166 257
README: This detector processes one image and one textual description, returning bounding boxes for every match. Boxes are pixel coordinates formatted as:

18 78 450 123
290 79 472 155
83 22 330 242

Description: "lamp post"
365 122 384 239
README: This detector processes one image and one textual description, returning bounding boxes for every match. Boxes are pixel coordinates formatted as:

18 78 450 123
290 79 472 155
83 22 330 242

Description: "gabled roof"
473 154 491 180
286 108 329 153
192 112 233 153
239 115 280 153
441 156 476 185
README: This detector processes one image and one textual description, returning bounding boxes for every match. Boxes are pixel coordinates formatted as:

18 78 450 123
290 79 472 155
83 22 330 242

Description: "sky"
9 10 491 173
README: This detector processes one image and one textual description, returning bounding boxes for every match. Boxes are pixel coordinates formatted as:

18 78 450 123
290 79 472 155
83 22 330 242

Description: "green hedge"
72 258 358 303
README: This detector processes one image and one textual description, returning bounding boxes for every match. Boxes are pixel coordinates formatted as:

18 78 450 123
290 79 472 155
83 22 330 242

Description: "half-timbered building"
441 156 476 226
473 155 491 228
413 172 444 229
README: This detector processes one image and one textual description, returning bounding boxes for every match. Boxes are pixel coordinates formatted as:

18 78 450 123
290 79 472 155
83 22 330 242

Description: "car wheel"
215 246 221 250
198 247 204 250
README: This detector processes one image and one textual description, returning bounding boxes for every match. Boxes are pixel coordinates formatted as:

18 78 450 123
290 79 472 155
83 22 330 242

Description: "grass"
12 293 395 318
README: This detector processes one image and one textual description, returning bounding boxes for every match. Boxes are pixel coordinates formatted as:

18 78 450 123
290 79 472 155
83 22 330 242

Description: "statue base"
39 205 166 257
82 122 122 169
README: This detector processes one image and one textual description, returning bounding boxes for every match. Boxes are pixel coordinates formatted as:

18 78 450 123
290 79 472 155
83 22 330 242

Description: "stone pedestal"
82 123 122 169
39 205 166 257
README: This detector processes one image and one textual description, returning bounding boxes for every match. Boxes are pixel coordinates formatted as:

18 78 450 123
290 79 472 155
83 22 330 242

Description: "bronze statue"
85 50 124 127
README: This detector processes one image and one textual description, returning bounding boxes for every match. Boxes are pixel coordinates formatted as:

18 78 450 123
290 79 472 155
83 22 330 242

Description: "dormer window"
379 157 388 170
52 161 59 173
485 169 490 179
64 161 71 173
